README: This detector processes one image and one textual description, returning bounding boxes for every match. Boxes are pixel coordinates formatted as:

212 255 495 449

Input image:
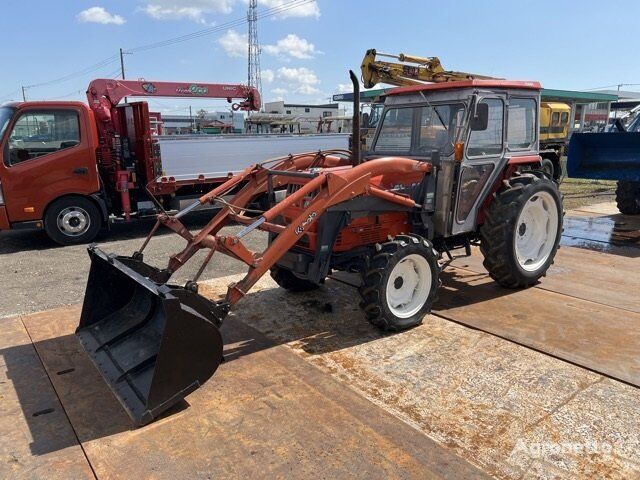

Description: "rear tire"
270 266 320 292
44 196 102 246
358 234 439 332
480 174 563 288
540 157 555 179
615 181 640 215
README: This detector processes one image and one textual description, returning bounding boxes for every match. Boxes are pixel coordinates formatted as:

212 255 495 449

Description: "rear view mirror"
470 102 489 131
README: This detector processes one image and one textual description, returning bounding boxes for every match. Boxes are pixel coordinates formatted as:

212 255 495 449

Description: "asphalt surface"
0 212 267 318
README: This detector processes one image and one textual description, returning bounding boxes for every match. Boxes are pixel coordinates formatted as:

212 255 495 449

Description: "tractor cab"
366 80 542 238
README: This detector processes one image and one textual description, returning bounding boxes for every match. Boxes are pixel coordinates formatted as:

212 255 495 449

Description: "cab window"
7 110 80 165
373 107 414 153
551 112 560 126
373 103 465 156
507 98 536 150
467 98 503 156
560 112 569 125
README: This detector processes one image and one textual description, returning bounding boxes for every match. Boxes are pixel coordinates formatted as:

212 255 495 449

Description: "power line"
128 0 313 52
24 55 119 89
13 0 315 97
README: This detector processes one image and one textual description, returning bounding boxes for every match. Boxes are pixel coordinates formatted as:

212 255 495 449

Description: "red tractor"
77 71 563 425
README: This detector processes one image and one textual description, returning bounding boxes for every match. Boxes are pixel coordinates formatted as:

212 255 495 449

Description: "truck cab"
0 102 103 242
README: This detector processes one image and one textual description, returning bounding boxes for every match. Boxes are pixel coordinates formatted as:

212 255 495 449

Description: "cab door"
452 96 506 235
0 106 100 223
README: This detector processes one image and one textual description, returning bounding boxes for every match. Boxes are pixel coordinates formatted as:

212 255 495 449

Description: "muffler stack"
77 246 228 426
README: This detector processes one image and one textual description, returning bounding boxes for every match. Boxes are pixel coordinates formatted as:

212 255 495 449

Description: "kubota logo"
176 84 209 95
295 212 317 235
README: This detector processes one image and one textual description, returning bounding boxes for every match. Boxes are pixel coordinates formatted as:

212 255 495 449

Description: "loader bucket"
567 132 640 181
76 246 229 426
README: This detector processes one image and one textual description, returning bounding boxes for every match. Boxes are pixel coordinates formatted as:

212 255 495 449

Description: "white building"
162 111 246 135
259 101 346 133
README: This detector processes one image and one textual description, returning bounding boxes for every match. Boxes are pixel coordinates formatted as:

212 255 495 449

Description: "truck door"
452 96 506 235
0 106 100 224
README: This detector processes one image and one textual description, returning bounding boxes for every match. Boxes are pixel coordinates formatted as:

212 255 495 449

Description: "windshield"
0 107 14 140
372 103 465 156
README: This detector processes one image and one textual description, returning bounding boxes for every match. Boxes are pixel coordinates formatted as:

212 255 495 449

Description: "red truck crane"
0 79 260 244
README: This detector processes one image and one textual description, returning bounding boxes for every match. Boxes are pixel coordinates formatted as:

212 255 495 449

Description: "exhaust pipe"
349 70 361 166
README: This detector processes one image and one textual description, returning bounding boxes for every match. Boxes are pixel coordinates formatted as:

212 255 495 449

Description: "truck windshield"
372 103 465 156
0 107 14 140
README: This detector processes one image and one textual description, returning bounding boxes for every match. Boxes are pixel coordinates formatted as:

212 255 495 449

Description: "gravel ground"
0 212 267 318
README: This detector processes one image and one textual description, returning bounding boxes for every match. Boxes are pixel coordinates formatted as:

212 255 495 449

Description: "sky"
1 0 640 116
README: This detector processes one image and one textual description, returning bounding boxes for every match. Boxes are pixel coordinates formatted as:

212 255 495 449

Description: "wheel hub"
514 192 559 272
385 254 432 319
57 207 90 236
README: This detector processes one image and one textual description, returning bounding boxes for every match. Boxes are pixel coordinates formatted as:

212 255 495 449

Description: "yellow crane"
360 49 498 88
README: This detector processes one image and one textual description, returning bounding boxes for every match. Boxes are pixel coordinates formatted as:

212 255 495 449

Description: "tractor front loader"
77 68 563 425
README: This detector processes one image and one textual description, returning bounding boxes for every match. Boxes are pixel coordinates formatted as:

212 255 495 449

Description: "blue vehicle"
567 113 640 214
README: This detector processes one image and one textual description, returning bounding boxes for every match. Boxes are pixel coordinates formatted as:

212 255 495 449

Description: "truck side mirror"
470 102 489 131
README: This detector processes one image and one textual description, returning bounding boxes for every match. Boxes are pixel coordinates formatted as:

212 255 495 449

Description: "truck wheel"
270 266 320 292
480 174 562 288
44 196 102 246
359 234 439 332
615 181 640 215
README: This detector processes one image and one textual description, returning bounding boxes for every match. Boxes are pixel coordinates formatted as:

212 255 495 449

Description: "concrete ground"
0 202 639 479
0 212 267 318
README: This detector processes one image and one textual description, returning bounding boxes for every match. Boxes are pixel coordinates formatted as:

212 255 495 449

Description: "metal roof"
334 86 619 105
540 89 617 103
387 80 541 96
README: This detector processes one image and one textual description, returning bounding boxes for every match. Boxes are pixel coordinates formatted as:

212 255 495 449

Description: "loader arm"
76 151 431 425
361 48 499 89
145 153 431 304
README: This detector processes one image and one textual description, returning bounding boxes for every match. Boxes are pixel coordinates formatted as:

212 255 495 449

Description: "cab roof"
386 79 542 96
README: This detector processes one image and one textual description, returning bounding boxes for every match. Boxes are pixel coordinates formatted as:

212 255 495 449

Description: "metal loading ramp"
2 210 640 478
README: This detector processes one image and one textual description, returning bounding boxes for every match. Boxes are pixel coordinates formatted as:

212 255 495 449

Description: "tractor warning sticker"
295 212 317 235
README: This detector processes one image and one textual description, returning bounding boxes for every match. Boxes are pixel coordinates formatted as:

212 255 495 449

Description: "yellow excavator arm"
361 48 499 89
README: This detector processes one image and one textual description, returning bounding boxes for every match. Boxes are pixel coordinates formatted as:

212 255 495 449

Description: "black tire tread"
479 174 563 288
615 181 640 215
358 234 438 332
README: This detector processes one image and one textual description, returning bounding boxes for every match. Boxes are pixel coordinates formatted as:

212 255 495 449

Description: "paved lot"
0 202 639 479
0 212 267 318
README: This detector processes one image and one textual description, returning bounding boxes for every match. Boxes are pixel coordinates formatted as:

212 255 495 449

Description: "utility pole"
189 105 194 133
119 48 126 80
21 86 27 102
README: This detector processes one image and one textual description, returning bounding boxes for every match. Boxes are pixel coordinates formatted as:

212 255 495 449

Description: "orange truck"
0 79 260 244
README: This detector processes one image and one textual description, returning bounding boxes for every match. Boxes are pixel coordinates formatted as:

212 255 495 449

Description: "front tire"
358 234 439 332
44 196 102 246
480 174 563 288
615 181 640 215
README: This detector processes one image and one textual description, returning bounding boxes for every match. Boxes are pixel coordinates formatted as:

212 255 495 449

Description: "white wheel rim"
57 207 90 237
514 191 559 272
385 253 432 318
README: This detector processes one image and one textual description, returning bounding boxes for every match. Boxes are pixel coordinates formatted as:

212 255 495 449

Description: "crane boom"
87 78 261 111
361 49 499 89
